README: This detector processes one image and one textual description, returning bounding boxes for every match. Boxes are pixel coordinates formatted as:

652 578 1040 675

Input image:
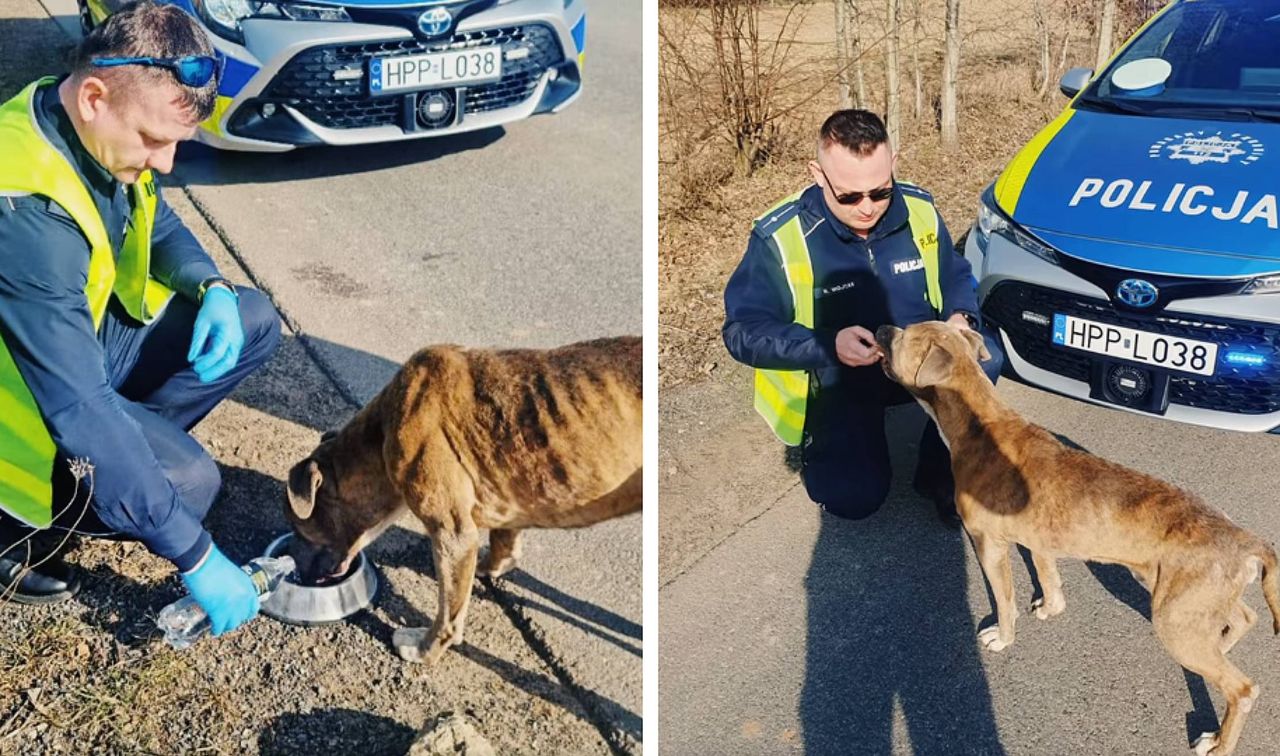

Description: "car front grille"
983 281 1280 415
260 24 563 130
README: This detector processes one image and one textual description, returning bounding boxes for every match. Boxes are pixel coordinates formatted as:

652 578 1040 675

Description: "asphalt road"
36 0 642 749
660 365 1280 755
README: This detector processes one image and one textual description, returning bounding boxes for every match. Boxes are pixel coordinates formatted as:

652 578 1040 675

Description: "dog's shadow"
342 525 642 742
364 525 640 654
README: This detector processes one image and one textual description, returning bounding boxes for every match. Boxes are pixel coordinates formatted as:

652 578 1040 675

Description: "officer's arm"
0 200 211 571
147 184 220 302
723 232 840 370
936 218 981 325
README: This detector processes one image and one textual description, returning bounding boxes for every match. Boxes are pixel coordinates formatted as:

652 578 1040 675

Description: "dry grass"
658 0 1148 387
0 540 238 753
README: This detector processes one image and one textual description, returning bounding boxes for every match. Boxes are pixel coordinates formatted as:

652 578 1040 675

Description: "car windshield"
1078 0 1280 121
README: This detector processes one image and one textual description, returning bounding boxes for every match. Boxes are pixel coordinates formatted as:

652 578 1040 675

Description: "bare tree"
885 0 901 147
835 0 851 107
911 0 924 118
850 0 868 108
709 0 783 175
659 0 816 178
940 0 960 147
835 0 865 108
1033 0 1051 96
1095 0 1116 71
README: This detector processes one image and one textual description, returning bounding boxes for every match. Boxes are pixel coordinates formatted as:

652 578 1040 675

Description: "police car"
965 0 1280 434
78 0 585 151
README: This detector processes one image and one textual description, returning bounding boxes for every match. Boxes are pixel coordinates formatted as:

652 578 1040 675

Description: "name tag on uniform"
815 280 858 299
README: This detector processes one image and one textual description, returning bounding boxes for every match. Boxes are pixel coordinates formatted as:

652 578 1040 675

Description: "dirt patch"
658 0 1142 388
290 263 372 299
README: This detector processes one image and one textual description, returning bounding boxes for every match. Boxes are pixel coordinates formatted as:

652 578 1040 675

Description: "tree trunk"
1095 0 1116 71
885 0 900 146
1058 20 1073 75
836 0 851 108
1033 0 1051 97
940 0 960 148
852 0 867 108
911 0 924 119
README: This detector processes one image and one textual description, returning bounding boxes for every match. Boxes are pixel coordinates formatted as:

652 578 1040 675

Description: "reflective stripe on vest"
0 78 173 527
752 188 944 446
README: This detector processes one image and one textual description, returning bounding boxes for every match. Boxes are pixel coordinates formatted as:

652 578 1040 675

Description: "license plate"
369 48 502 95
1052 314 1217 376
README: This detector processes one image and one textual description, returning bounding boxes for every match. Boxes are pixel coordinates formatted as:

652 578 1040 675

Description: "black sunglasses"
91 55 222 88
819 166 894 205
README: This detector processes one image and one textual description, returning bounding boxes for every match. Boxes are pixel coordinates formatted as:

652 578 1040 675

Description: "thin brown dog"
283 336 642 666
876 321 1280 756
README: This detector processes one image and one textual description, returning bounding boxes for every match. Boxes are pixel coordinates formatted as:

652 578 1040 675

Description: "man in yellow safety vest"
0 1 279 637
724 109 1003 526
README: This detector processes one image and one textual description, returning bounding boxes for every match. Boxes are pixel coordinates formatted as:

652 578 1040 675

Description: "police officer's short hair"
68 0 217 122
819 110 890 156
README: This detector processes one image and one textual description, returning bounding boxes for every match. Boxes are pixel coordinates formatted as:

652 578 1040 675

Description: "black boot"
0 548 81 605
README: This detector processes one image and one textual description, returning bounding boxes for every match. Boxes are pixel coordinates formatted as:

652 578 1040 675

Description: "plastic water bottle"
156 555 296 649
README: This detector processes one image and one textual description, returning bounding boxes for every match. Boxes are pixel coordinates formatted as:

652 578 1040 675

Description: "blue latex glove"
180 544 259 636
187 287 243 383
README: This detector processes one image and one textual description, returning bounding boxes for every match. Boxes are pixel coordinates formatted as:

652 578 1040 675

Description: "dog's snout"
875 326 898 350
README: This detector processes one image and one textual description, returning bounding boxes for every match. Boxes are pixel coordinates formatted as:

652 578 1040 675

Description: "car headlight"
976 185 1059 266
193 0 351 44
1242 274 1280 295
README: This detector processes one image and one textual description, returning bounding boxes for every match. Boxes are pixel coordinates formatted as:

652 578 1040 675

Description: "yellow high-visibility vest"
753 185 942 446
0 78 174 527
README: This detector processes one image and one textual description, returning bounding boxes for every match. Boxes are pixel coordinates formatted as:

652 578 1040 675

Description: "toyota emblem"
1116 278 1158 309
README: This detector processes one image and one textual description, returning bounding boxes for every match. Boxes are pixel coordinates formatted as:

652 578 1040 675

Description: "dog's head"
875 321 991 394
283 429 394 585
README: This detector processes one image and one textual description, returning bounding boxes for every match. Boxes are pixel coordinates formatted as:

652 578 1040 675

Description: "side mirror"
1059 67 1094 98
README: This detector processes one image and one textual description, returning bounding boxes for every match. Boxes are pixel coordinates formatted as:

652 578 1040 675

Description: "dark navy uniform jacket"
723 182 980 402
0 80 219 570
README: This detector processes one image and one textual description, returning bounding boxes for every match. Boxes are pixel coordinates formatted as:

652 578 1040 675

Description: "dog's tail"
1256 542 1280 635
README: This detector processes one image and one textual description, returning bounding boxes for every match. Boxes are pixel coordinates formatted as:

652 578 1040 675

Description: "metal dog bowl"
259 533 377 626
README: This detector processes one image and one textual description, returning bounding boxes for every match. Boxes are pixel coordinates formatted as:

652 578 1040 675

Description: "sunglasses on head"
91 55 222 88
819 166 895 205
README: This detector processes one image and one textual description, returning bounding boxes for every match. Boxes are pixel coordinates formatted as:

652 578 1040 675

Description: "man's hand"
188 287 244 383
181 544 259 636
947 312 973 331
835 325 882 367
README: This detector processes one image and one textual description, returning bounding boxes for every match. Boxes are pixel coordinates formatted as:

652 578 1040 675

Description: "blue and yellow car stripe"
199 53 259 137
572 12 585 71
992 2 1176 217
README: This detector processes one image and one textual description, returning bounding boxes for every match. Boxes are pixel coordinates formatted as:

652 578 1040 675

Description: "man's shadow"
797 405 1006 754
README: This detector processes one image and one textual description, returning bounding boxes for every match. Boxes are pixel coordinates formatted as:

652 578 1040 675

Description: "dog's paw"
392 627 431 663
1030 596 1065 621
1192 731 1220 756
977 625 1010 652
479 550 517 580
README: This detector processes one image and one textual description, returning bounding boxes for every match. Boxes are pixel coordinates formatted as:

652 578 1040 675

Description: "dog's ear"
914 342 955 388
962 329 992 362
287 459 322 520
320 429 339 443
